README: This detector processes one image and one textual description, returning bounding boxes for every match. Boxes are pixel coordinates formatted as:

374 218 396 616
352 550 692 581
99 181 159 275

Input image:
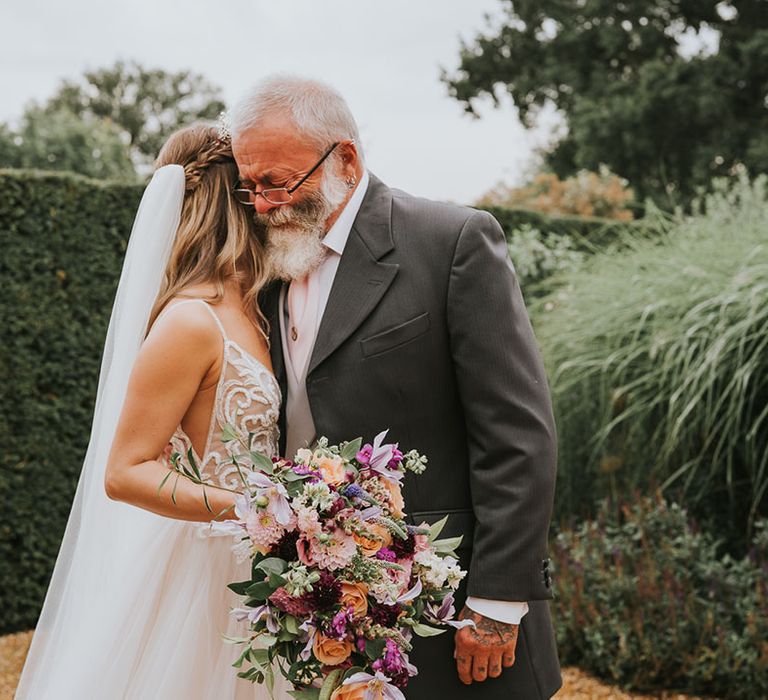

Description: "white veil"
15 165 187 698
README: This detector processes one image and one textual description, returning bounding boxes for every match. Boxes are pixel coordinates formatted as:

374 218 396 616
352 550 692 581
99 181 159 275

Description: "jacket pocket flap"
360 312 430 357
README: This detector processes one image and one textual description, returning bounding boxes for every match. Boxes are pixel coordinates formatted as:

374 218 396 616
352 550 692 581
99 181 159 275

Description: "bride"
15 123 292 699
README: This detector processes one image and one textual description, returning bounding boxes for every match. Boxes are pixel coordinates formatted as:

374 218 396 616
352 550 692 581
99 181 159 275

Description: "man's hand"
454 605 519 684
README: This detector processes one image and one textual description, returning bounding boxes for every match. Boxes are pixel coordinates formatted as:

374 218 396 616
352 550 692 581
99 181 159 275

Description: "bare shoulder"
144 298 222 366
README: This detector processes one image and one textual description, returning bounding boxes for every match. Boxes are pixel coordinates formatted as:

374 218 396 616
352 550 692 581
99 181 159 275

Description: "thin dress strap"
155 298 228 341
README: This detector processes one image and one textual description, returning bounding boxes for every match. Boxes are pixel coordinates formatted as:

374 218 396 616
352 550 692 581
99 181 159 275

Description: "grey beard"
259 168 349 282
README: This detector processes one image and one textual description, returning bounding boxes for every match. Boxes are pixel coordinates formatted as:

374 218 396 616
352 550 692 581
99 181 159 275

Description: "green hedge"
477 204 642 250
0 170 142 633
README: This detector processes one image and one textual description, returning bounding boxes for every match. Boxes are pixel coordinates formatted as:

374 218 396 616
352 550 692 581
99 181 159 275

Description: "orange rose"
316 455 346 486
382 479 405 518
352 531 382 557
313 633 353 666
331 681 368 700
330 682 368 700
340 581 369 617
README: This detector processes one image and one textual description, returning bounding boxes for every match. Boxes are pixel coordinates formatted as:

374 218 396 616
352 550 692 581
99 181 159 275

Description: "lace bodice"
158 299 281 491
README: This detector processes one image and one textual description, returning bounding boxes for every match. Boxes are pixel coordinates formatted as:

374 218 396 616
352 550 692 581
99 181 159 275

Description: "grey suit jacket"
263 172 556 600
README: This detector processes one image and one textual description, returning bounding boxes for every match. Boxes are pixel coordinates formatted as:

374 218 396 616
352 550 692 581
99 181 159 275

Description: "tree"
0 106 136 180
44 60 226 167
443 1 768 207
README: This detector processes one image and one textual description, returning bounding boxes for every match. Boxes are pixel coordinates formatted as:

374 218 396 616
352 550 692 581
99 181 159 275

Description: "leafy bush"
507 224 585 298
478 166 636 221
535 175 768 541
478 202 640 252
552 496 768 699
0 169 142 633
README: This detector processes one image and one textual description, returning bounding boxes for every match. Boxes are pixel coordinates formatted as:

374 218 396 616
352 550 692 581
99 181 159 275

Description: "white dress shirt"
292 169 527 626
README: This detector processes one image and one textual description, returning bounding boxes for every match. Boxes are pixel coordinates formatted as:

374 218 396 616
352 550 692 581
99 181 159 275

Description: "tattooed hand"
454 606 519 684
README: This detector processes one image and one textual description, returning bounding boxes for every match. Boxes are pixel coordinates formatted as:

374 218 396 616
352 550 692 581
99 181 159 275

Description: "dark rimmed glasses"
232 141 340 206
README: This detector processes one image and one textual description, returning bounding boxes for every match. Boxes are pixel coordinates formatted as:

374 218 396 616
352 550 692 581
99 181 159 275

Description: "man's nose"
253 195 281 215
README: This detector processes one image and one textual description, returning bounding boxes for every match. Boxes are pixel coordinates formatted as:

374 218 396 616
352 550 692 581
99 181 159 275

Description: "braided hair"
149 122 270 340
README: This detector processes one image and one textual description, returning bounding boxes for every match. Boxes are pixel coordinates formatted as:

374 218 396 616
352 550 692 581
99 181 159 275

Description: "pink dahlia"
311 528 357 571
245 509 285 553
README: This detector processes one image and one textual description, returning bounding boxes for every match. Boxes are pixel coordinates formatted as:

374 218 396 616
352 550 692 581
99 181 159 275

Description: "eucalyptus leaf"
365 637 387 659
433 535 463 553
250 451 275 474
428 515 450 541
245 580 274 600
341 437 363 462
412 623 447 637
256 557 288 575
221 423 240 443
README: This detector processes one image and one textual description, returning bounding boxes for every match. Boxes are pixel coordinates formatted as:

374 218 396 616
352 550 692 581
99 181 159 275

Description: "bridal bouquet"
207 430 470 699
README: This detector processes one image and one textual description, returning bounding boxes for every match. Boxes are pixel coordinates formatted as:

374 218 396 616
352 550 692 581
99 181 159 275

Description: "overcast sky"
1 0 561 203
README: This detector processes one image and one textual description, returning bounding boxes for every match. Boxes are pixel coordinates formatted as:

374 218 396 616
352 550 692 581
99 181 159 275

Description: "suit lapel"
308 174 399 375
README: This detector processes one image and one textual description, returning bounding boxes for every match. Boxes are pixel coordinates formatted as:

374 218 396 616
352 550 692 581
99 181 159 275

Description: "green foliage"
535 175 768 541
552 496 768 698
477 203 640 252
0 106 136 180
0 169 142 633
44 60 225 166
444 0 768 206
506 224 585 298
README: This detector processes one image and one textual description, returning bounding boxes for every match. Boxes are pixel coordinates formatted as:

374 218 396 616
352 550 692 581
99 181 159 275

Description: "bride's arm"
104 303 237 523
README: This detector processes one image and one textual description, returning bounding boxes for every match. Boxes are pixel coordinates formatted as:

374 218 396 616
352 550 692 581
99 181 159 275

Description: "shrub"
552 496 768 699
507 224 585 298
477 166 636 221
0 169 142 633
535 175 768 542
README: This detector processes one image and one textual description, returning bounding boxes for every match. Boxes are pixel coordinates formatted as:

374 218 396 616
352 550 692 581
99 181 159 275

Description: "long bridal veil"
14 166 187 698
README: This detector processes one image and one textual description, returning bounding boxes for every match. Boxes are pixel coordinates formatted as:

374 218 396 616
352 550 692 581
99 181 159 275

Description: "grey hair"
231 74 364 164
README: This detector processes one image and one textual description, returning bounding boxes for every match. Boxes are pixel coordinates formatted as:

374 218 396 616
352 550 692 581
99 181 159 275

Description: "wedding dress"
14 166 292 699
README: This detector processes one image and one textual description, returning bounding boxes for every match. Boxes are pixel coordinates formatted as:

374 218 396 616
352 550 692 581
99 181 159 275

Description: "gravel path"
1 630 711 699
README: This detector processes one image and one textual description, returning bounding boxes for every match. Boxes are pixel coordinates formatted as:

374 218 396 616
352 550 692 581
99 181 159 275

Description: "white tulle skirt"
16 512 292 700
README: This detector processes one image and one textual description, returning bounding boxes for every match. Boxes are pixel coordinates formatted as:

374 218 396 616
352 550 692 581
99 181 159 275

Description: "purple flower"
425 593 476 629
292 463 322 478
387 447 404 469
367 430 404 483
343 483 368 499
356 444 373 465
329 606 354 639
376 547 397 562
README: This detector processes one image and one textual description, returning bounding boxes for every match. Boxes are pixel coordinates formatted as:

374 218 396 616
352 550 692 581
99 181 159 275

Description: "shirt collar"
322 169 370 257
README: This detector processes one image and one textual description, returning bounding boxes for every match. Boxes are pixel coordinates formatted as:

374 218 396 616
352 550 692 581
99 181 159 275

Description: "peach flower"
340 581 369 618
313 633 353 666
381 479 405 518
316 454 346 486
330 682 367 700
353 523 392 557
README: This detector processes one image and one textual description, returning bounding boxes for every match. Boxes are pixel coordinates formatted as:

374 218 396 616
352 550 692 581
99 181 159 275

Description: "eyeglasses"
233 141 340 206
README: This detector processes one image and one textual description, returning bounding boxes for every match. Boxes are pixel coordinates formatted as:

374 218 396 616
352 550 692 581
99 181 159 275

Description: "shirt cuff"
465 597 529 625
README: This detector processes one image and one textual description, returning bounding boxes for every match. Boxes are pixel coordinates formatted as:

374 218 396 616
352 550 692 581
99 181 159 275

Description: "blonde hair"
148 122 270 340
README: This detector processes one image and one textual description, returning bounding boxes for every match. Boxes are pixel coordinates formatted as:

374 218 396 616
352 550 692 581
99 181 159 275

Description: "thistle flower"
311 570 342 610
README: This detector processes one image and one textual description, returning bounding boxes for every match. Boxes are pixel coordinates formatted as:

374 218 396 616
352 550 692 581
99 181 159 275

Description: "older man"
231 75 561 699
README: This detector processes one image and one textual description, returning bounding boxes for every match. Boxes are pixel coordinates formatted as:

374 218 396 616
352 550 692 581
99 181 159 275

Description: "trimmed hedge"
0 170 142 633
477 204 642 251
